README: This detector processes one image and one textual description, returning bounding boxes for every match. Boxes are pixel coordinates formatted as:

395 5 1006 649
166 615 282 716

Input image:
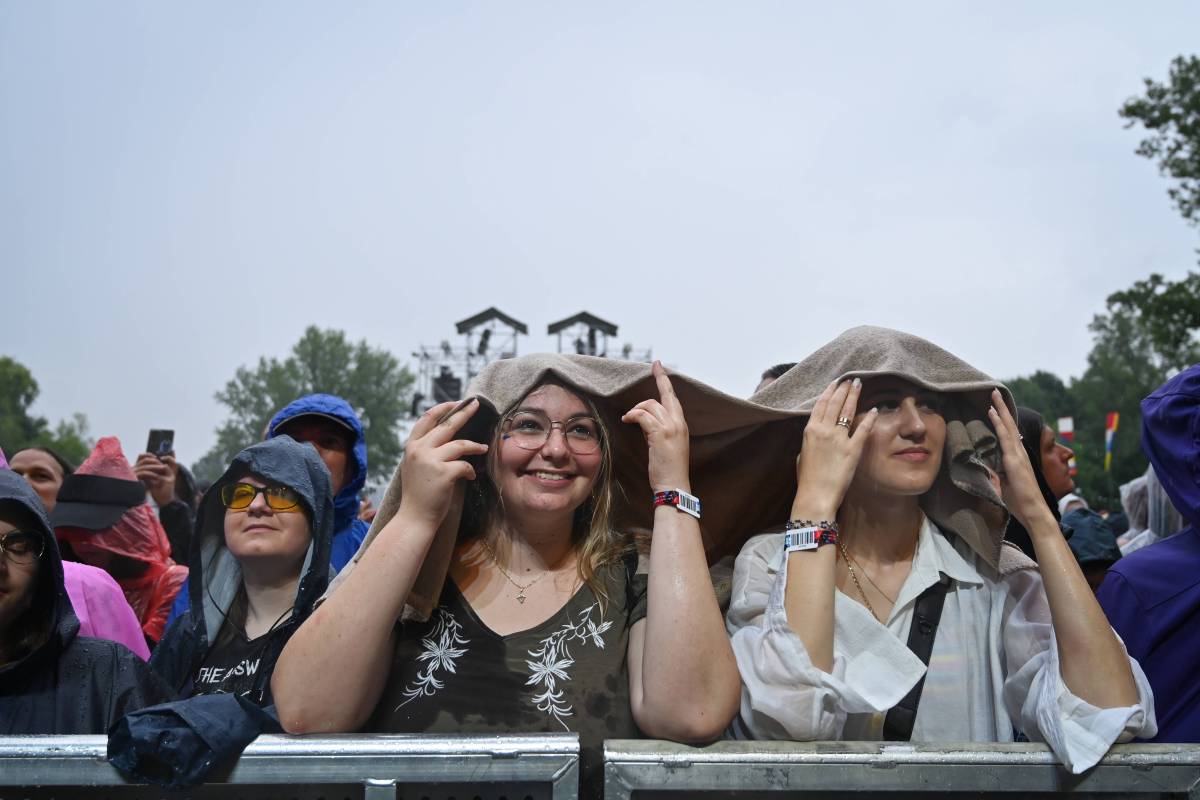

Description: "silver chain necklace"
480 538 547 604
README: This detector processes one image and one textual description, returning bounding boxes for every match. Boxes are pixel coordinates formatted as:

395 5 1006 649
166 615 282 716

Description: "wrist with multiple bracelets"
782 518 839 552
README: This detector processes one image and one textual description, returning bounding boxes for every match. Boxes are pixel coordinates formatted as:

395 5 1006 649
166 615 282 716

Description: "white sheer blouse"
726 517 1156 773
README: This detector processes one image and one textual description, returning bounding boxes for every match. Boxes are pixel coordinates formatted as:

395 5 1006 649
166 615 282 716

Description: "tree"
1120 55 1200 229
1006 272 1200 507
0 356 94 466
193 327 414 489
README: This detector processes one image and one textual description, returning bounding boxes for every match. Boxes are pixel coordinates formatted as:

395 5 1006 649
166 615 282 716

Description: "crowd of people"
1 325 1197 796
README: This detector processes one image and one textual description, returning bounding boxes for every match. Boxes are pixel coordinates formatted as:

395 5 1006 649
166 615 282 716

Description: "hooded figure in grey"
150 436 334 705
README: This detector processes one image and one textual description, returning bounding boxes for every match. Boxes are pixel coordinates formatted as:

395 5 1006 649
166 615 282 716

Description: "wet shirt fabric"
727 516 1156 774
0 470 173 734
366 557 646 799
191 620 275 702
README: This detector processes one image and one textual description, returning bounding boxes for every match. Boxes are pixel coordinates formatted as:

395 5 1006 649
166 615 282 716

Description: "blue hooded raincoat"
1097 365 1200 742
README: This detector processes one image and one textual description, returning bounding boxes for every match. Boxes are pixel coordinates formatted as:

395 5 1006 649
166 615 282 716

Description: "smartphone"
146 429 175 458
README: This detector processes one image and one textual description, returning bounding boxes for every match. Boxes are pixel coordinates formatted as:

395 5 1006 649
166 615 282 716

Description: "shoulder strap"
882 574 950 741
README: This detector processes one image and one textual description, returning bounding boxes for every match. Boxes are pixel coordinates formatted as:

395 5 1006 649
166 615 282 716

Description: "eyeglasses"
501 410 603 455
219 482 303 512
0 531 45 566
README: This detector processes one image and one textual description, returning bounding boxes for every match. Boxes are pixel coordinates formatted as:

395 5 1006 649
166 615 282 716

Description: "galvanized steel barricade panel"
0 733 579 800
603 740 1200 799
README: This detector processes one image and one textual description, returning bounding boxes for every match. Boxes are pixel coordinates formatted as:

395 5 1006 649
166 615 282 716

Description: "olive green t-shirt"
366 557 647 798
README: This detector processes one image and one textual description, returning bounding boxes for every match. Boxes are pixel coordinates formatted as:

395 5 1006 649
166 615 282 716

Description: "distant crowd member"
1 470 171 733
266 394 369 571
1059 493 1087 515
1062 506 1122 592
134 449 200 562
1116 474 1150 550
52 437 187 644
7 448 150 657
9 447 75 513
152 437 333 705
755 363 797 394
1121 468 1184 556
1098 365 1200 742
1003 407 1074 561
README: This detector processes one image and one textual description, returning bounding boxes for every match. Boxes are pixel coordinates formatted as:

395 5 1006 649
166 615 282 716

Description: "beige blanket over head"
329 353 796 621
750 324 1019 572
330 331 1023 622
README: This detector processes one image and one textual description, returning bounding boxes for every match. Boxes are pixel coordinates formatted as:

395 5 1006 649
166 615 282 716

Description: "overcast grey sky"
3 3 1198 467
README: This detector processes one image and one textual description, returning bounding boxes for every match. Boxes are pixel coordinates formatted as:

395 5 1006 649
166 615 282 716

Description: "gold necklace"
480 538 546 604
841 548 897 605
838 540 883 623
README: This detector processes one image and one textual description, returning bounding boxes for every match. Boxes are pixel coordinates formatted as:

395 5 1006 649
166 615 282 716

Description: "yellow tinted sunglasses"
219 482 303 513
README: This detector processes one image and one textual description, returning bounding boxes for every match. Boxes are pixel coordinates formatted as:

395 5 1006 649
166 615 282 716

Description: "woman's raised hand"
399 398 489 526
622 361 691 492
792 378 878 518
987 389 1056 530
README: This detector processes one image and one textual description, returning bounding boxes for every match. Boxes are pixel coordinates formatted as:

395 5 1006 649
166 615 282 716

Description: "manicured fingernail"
852 377 861 388
871 407 878 414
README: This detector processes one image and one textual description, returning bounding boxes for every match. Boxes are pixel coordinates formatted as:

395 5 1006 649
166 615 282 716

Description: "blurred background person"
754 363 796 395
52 437 187 646
8 446 74 514
135 449 200 562
1120 467 1184 555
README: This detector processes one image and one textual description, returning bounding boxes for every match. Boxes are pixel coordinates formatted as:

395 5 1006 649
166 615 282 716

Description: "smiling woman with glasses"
274 355 742 799
148 436 335 707
1 470 171 734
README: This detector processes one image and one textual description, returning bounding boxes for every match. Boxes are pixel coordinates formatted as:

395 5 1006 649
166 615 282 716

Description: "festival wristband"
652 489 702 519
783 526 838 553
784 518 839 533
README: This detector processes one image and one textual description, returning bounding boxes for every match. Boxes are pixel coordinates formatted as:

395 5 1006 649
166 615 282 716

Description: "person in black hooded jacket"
0 469 172 734
150 436 333 706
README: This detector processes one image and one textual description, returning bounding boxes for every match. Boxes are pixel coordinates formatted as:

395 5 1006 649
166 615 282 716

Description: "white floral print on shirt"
395 608 469 710
525 602 612 729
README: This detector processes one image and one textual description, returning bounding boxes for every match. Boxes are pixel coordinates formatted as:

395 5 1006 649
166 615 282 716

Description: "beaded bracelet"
784 518 839 533
783 526 839 553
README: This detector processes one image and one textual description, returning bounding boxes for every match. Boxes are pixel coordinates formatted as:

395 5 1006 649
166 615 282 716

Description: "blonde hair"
459 380 629 611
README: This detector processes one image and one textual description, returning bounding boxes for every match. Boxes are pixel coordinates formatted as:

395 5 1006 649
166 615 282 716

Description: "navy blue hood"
1141 365 1200 528
266 393 367 534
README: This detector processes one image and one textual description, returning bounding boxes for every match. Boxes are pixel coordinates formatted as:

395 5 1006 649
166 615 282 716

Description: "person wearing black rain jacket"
0 469 172 734
149 436 333 706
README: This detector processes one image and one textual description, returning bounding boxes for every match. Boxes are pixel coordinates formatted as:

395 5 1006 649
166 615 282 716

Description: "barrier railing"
0 733 580 800
603 740 1200 799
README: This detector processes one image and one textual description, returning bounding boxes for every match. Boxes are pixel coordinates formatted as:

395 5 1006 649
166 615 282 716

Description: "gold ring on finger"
836 417 852 429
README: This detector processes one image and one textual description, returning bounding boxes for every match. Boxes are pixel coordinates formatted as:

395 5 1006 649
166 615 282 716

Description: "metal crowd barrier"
603 740 1200 799
0 733 580 800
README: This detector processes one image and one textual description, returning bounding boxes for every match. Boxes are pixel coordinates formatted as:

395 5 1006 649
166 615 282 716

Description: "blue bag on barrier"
107 694 282 788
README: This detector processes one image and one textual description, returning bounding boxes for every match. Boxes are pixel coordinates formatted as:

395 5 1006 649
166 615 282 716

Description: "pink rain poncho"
54 438 187 643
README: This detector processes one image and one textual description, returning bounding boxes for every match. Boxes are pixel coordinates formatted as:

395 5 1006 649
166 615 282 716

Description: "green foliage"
1007 272 1200 508
0 356 93 466
1120 55 1200 228
192 327 414 490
